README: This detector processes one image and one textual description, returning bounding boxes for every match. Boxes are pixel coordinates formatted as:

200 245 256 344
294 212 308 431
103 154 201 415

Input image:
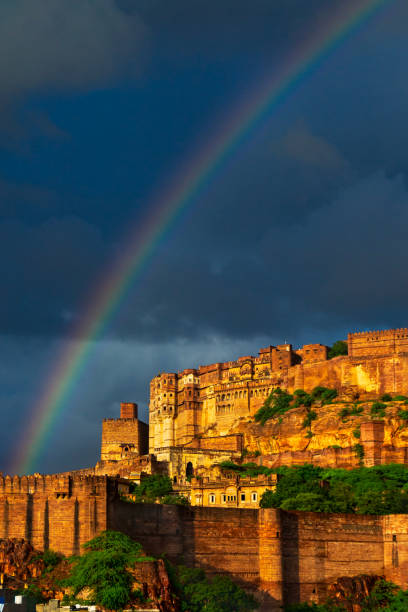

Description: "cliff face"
214 400 408 468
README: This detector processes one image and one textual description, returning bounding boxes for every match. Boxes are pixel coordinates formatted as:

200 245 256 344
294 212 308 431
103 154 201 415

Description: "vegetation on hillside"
127 474 189 505
167 564 257 611
254 386 338 426
218 459 274 477
286 578 408 611
260 464 408 515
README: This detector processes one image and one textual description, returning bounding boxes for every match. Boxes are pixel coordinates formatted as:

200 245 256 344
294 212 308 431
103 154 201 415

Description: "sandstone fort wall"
1 475 408 609
0 475 111 556
107 501 408 611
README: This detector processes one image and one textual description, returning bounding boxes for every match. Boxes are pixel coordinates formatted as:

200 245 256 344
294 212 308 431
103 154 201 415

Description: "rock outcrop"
0 538 178 612
0 538 44 587
328 574 382 611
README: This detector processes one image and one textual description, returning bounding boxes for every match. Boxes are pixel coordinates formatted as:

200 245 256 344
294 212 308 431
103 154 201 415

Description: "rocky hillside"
219 398 408 466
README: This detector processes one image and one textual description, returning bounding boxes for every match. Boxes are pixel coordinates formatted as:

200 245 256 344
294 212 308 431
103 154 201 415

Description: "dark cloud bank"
1 0 408 473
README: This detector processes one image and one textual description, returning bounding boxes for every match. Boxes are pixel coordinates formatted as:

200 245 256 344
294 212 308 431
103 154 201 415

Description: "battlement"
349 328 408 337
348 328 408 357
0 473 109 494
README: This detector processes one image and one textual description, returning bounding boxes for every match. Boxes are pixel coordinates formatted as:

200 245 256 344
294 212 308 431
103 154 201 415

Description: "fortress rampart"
1 471 408 609
0 474 115 556
106 501 408 610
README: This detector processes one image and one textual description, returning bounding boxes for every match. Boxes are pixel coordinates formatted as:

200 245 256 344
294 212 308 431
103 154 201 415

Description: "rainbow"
12 0 391 475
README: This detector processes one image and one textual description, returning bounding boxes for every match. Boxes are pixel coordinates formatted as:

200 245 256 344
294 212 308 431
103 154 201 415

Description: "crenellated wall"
1 476 408 610
0 474 113 556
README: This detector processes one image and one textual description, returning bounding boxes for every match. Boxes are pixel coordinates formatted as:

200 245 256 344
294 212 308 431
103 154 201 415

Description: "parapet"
348 328 408 358
0 472 110 494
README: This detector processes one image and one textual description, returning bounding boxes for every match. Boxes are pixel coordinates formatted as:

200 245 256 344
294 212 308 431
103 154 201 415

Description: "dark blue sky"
1 0 408 474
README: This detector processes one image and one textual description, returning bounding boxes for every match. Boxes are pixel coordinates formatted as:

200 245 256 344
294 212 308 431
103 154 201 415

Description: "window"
209 494 216 504
241 493 246 502
222 494 226 503
251 492 258 502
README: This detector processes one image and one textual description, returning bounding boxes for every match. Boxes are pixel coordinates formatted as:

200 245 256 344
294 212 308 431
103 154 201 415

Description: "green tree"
132 474 173 501
174 566 257 612
64 531 149 610
260 463 408 515
328 341 348 359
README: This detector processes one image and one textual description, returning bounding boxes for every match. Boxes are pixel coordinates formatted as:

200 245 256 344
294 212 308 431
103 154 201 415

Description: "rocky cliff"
218 399 408 468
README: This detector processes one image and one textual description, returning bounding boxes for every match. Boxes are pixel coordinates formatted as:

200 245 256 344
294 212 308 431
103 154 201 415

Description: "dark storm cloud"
0 217 110 336
111 128 408 343
0 0 147 139
0 0 147 96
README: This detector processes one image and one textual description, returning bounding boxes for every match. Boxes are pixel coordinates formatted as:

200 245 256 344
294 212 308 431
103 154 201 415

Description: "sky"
1 0 408 474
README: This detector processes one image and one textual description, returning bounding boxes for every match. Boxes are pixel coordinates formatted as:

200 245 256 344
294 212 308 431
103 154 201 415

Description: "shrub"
302 410 317 429
218 461 273 478
394 395 408 402
293 389 313 408
31 549 63 575
254 388 293 425
371 402 386 418
161 494 190 506
328 340 348 359
311 386 338 405
350 404 364 415
170 565 257 611
339 407 350 421
132 474 173 502
398 410 408 421
353 427 361 439
354 443 364 463
381 393 393 402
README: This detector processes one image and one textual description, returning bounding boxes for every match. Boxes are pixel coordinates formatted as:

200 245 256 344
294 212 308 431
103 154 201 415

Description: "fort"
3 327 408 609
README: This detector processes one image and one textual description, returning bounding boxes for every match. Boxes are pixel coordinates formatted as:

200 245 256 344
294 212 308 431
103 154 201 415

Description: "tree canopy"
168 565 257 612
63 531 151 610
260 464 408 515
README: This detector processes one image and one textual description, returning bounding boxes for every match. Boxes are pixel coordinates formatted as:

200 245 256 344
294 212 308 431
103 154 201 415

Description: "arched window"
186 462 194 479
